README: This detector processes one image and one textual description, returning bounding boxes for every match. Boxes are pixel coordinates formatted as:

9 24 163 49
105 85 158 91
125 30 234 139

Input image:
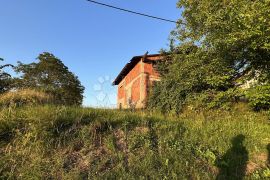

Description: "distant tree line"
148 0 270 113
0 53 84 106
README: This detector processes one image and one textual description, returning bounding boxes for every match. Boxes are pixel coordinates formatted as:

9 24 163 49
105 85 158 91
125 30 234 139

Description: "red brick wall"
125 62 141 85
117 61 141 106
131 77 141 102
117 56 162 108
118 84 125 99
144 62 159 77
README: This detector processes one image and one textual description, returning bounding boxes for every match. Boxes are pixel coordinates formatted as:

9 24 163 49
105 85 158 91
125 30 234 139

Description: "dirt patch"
63 152 82 171
114 129 129 171
245 153 268 175
253 153 268 163
114 129 128 152
99 159 115 173
246 161 260 175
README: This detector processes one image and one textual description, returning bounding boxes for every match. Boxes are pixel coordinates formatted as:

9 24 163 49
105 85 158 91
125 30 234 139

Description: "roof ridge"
112 53 162 85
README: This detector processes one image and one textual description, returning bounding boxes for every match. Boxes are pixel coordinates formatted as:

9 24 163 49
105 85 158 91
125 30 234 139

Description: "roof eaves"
112 54 162 85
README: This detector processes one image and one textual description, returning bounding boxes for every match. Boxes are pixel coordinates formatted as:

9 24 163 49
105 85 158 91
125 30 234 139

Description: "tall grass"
0 105 269 179
0 89 52 107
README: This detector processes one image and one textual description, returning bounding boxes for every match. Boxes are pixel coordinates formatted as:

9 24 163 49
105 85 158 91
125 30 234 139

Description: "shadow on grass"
216 134 248 180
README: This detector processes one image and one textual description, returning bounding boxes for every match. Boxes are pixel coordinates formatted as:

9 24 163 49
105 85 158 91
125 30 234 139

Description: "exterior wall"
117 80 125 109
117 60 143 109
117 56 161 109
118 84 125 99
144 62 159 78
131 77 141 102
125 62 141 85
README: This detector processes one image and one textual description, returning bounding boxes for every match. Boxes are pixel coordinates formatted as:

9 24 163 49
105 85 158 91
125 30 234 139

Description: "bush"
207 89 243 110
185 88 243 111
245 84 270 111
0 89 52 107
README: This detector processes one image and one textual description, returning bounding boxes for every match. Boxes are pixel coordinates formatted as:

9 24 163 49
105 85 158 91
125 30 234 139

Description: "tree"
148 0 270 113
0 58 13 93
148 44 233 113
175 0 270 82
14 53 85 105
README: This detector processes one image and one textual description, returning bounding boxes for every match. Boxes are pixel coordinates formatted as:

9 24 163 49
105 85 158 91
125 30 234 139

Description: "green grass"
0 105 269 179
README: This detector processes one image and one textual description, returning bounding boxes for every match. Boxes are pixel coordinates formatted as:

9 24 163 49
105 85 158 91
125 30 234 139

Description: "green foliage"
245 84 270 110
176 0 270 82
148 45 234 113
149 0 270 113
262 168 270 178
185 88 243 111
14 52 85 105
0 106 269 179
207 89 240 110
0 58 13 94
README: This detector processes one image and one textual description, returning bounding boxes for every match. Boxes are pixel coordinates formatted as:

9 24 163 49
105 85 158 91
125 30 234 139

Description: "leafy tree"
148 44 233 113
175 0 270 82
0 58 13 93
14 53 85 105
148 0 270 113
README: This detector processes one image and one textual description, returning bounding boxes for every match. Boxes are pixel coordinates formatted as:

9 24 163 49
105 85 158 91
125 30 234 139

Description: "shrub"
0 89 52 107
245 84 270 111
207 89 243 110
185 89 243 111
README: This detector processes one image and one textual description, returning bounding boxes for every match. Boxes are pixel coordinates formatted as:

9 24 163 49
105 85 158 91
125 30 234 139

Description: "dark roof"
112 54 161 85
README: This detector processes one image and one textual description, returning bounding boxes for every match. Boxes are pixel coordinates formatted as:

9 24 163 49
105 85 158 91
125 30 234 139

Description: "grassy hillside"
0 105 269 179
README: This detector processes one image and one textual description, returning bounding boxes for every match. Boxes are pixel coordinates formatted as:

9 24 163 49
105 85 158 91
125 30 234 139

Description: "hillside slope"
0 106 269 179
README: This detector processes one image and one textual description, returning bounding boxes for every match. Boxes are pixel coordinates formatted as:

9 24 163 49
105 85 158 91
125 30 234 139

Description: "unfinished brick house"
113 53 162 109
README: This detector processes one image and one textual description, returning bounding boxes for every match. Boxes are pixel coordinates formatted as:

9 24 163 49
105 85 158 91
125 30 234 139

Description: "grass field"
0 105 269 179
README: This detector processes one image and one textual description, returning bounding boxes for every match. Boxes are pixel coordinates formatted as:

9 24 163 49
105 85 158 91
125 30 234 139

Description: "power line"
87 0 178 24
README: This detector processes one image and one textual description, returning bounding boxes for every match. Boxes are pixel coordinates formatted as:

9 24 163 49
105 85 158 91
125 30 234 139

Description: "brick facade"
113 54 162 109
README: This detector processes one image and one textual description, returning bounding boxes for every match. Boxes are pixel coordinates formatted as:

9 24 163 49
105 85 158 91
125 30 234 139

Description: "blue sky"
0 0 180 107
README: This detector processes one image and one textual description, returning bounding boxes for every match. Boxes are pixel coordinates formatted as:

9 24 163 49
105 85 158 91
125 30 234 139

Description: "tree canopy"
14 53 85 105
148 0 270 113
175 0 270 82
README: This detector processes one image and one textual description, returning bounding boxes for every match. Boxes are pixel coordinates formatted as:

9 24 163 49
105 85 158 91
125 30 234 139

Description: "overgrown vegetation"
148 0 270 114
0 89 52 107
245 85 270 111
0 106 269 179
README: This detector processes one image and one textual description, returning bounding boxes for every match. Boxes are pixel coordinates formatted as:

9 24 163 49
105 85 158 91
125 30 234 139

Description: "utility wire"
87 0 178 24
